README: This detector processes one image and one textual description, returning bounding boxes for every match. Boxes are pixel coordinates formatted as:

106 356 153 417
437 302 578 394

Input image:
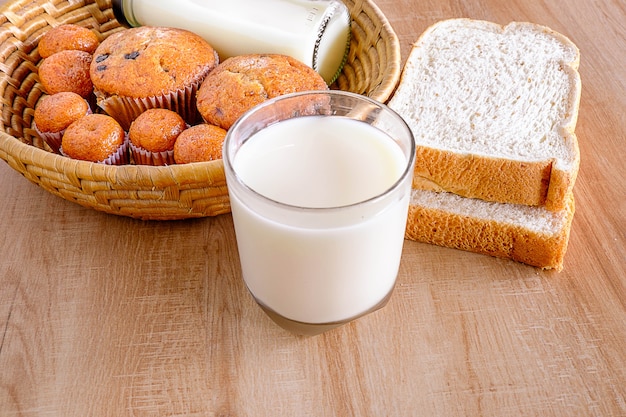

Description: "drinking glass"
223 90 415 335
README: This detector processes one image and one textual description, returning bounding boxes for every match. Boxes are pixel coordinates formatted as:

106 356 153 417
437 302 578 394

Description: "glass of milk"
223 91 415 335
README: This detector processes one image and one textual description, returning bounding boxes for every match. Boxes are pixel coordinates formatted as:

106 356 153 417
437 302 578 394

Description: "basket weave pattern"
0 0 400 220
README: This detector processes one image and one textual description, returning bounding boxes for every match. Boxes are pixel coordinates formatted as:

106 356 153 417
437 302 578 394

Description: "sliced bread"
388 19 581 211
404 189 575 271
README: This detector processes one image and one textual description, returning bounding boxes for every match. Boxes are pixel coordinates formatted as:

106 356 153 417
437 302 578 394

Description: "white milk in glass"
229 116 411 324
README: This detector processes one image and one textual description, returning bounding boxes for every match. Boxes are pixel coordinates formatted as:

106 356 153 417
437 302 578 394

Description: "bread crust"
412 146 552 206
390 19 582 212
404 190 575 271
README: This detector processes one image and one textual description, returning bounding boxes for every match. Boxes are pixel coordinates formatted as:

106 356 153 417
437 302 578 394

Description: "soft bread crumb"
406 189 575 271
388 18 582 210
409 189 570 235
391 19 579 168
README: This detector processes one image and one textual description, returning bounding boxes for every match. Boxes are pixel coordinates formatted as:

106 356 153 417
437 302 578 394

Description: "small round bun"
174 124 227 164
129 108 187 165
38 50 93 98
129 109 186 153
196 54 328 130
62 114 127 164
33 92 91 153
34 92 90 133
39 24 100 58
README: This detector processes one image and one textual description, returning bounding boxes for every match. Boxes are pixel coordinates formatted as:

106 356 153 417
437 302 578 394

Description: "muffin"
33 92 91 153
173 124 227 164
38 50 93 98
90 26 219 129
128 108 187 165
196 54 329 130
61 114 129 165
38 24 100 58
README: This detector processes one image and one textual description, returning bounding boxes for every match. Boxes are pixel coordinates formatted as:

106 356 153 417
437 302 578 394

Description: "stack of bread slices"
388 18 582 271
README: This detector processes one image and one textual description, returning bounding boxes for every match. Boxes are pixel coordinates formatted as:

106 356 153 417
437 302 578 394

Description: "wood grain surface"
1 0 625 416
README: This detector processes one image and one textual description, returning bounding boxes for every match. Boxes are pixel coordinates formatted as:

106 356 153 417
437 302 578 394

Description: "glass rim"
223 90 416 212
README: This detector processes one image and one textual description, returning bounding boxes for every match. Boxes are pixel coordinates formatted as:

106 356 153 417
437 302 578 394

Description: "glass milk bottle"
112 0 351 84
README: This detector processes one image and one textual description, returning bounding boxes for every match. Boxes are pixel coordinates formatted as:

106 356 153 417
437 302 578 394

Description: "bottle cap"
313 1 351 84
111 0 131 27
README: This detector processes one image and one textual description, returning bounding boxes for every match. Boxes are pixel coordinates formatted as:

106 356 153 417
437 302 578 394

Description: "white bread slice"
404 189 575 271
388 19 581 211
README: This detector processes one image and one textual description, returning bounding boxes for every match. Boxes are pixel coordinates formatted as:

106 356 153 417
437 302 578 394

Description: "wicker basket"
0 0 401 220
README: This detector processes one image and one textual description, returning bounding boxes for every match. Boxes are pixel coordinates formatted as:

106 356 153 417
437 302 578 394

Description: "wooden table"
1 0 625 415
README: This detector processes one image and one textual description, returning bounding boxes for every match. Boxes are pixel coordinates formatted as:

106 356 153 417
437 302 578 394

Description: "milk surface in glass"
229 116 410 324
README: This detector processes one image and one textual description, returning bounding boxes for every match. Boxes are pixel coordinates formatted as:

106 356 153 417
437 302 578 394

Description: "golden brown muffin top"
129 108 186 152
174 124 227 164
62 114 125 162
196 54 328 130
38 50 93 98
38 24 100 58
34 92 89 133
90 26 218 99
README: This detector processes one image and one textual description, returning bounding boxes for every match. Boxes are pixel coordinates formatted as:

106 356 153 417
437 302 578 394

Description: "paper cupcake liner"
129 141 175 166
101 134 130 165
96 82 202 130
34 127 63 154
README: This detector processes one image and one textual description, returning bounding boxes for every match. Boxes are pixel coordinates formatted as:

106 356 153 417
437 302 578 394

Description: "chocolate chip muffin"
90 26 219 129
196 54 328 130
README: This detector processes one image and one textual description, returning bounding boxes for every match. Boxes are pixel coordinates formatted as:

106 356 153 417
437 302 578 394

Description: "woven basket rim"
0 0 402 218
0 129 223 182
359 0 402 101
0 0 401 183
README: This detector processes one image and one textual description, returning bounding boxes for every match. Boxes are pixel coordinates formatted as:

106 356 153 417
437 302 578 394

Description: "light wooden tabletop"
1 0 625 416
